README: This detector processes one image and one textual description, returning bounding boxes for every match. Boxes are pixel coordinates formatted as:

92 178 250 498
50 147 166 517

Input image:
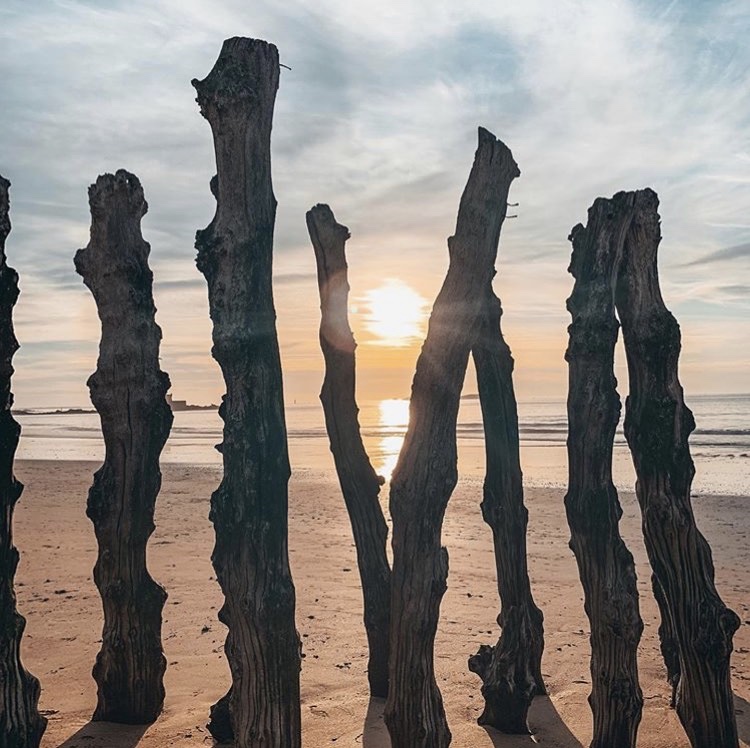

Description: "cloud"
682 242 750 267
718 284 750 297
0 0 748 404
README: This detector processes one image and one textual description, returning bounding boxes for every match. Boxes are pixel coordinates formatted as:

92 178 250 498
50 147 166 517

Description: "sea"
15 393 749 498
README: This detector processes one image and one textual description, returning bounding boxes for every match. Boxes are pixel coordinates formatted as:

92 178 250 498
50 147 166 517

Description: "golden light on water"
376 398 410 481
379 397 409 426
378 436 404 483
362 280 427 347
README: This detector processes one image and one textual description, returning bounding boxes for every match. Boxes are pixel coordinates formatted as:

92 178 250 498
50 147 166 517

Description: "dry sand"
11 459 750 747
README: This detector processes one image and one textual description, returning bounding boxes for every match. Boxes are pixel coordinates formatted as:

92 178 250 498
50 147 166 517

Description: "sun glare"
376 398 410 481
361 280 427 347
379 398 409 431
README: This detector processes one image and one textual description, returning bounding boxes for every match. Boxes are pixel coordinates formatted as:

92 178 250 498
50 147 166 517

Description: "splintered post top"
74 170 151 283
449 127 520 268
87 169 147 221
192 37 281 241
192 37 280 119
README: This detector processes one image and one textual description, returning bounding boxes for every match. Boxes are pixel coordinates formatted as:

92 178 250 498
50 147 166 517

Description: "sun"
361 279 427 347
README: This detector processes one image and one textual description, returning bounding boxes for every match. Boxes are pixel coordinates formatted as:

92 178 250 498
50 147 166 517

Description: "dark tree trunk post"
564 192 644 748
384 128 519 748
74 170 172 724
467 285 545 733
306 204 391 698
652 572 681 707
616 188 740 748
0 175 46 748
192 38 301 748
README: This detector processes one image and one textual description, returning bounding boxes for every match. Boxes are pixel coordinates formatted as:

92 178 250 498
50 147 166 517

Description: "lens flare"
361 279 427 347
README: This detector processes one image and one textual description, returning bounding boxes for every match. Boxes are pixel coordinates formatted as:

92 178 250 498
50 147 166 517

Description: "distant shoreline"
15 404 220 416
15 407 96 416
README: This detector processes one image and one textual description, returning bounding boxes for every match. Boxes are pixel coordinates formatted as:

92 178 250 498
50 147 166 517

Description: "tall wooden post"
307 204 391 697
616 188 740 748
384 128 519 748
564 192 644 748
0 175 46 748
74 169 172 724
468 283 545 733
193 38 301 748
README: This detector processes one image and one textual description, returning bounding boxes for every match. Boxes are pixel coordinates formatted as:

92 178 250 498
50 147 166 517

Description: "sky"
0 0 748 408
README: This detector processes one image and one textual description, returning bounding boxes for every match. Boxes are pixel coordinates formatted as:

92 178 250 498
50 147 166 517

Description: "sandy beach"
12 459 749 748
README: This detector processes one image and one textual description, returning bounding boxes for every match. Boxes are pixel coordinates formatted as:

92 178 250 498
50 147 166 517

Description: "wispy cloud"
0 0 748 404
683 242 750 267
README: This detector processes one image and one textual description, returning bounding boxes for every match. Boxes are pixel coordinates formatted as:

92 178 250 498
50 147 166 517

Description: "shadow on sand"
361 695 583 747
479 697 584 748
735 693 750 746
526 696 583 747
362 697 390 747
57 721 149 748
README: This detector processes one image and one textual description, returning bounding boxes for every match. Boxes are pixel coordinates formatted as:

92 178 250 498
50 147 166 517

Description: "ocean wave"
693 428 750 436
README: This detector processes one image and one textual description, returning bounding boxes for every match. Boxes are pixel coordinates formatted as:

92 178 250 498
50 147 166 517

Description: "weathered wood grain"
565 191 644 748
616 188 740 748
74 169 172 724
193 37 301 748
468 281 545 733
0 175 46 748
307 204 391 698
384 127 519 748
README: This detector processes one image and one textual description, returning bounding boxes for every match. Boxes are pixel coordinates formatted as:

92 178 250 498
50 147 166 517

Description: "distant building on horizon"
166 393 188 411
166 394 217 412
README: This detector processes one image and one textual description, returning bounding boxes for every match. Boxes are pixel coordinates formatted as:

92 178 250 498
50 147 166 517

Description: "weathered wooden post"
74 169 172 724
193 38 301 748
653 575 680 706
616 188 740 748
0 175 46 748
564 192 644 748
384 128 519 748
467 284 545 733
306 204 391 698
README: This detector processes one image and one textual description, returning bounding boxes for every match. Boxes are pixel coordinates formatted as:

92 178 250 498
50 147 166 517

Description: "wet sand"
12 460 749 747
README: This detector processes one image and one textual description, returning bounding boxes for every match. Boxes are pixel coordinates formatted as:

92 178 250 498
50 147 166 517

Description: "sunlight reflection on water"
373 398 409 481
14 394 749 496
